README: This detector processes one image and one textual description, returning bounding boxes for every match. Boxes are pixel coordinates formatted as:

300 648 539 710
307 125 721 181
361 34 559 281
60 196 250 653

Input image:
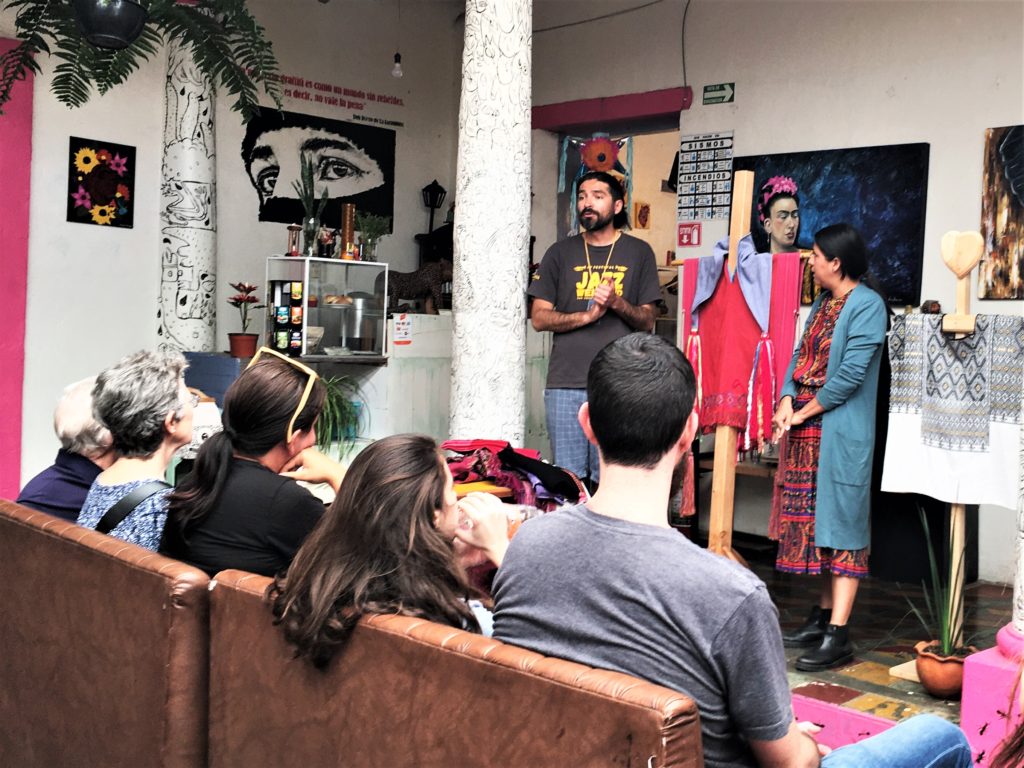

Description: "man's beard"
579 208 613 232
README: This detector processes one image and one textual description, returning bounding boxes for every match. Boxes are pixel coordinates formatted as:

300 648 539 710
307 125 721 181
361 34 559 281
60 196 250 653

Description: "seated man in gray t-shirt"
455 334 970 768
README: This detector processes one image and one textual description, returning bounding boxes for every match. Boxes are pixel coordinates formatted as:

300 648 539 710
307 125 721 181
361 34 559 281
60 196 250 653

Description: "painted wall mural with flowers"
66 136 136 228
557 134 633 238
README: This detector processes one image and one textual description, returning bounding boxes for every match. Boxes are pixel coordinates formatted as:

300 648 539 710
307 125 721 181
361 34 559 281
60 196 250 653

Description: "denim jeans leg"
821 714 971 768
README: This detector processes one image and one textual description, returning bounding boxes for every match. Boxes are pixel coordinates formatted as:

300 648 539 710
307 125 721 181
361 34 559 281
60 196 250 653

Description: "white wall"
531 0 1024 583
7 1 464 484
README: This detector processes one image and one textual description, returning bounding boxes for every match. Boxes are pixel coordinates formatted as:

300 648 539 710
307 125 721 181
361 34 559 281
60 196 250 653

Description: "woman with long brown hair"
162 348 343 576
268 433 509 669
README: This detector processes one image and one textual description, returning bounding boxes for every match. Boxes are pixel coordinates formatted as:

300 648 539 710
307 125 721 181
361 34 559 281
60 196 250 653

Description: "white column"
449 0 532 443
157 41 217 353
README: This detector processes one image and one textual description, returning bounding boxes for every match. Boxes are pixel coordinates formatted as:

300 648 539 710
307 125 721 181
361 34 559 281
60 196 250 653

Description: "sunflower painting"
557 133 633 237
66 136 136 228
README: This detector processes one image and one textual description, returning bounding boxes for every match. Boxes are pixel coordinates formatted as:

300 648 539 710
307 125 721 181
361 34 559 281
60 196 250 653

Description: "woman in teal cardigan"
771 224 888 672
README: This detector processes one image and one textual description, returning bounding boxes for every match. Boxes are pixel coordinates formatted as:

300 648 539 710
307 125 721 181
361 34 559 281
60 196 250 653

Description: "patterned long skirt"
775 387 869 578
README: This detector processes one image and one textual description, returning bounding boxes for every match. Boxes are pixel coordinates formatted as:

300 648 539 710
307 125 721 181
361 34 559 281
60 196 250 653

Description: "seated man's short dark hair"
586 333 696 469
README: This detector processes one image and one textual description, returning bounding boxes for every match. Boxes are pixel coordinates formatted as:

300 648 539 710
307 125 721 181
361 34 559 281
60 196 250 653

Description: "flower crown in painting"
757 175 799 222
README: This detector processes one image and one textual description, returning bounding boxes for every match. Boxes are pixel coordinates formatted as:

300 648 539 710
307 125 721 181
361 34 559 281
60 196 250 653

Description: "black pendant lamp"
72 0 149 50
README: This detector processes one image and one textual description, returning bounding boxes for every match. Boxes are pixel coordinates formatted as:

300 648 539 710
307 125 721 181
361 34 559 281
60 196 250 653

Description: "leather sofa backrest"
0 500 210 768
209 570 704 767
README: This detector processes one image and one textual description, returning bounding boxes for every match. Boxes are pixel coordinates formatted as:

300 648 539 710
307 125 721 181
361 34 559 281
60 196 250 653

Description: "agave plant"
315 374 362 460
0 0 282 121
293 153 328 254
906 505 968 657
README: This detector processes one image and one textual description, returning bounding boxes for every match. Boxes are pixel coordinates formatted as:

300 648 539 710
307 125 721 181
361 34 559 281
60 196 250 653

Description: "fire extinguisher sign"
678 222 702 248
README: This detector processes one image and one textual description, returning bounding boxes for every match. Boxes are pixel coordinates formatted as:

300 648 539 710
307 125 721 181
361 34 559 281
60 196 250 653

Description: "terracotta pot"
914 640 975 699
228 333 259 359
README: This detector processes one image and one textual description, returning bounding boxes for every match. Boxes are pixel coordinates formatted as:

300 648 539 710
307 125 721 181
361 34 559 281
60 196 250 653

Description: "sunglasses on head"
246 347 320 442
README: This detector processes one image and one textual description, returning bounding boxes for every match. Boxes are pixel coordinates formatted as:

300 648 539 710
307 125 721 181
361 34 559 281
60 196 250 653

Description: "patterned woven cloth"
882 313 1024 508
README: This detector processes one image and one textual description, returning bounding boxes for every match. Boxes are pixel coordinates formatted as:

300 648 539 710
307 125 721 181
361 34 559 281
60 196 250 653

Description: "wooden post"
707 170 755 564
938 230 983 648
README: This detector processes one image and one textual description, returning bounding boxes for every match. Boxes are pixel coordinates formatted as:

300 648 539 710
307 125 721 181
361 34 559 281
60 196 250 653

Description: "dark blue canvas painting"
734 143 929 305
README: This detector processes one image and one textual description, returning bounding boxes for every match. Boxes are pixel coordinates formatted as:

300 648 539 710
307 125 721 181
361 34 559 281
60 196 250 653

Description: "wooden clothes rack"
938 229 984 648
704 171 756 564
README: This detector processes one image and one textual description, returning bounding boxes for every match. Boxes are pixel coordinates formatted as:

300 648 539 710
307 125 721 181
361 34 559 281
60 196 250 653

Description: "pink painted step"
792 686 895 750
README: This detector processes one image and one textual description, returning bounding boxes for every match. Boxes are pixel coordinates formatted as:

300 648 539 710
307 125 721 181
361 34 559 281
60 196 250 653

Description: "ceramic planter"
228 333 259 359
914 640 975 699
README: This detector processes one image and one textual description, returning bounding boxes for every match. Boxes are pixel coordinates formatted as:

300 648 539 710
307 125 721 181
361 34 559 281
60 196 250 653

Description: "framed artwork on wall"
66 136 136 228
734 142 930 306
241 107 396 230
979 125 1023 300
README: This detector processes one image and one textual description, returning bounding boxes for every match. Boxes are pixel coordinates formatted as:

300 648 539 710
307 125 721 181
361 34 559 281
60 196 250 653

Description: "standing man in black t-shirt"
529 171 662 487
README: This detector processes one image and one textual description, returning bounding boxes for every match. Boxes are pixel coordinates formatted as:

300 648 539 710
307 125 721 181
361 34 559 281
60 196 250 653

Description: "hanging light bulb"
391 52 403 78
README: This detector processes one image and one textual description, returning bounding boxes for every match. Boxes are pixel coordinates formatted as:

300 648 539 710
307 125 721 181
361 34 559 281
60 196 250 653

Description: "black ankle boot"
795 624 854 672
782 606 832 648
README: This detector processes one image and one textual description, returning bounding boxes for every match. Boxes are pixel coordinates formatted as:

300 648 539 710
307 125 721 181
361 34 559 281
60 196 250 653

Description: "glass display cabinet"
265 257 388 360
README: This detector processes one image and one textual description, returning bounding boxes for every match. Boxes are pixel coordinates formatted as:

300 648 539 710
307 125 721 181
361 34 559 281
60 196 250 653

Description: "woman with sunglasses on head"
268 433 510 668
162 348 345 577
77 350 195 551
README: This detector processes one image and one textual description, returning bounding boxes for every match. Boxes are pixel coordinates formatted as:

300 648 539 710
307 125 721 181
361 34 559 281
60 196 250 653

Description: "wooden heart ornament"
940 230 984 279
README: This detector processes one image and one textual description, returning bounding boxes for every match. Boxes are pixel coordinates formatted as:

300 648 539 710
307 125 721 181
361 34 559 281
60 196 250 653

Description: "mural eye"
318 156 368 181
256 168 278 197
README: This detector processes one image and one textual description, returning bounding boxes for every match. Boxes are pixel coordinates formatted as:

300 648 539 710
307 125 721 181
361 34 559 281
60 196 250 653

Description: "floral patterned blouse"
792 290 852 387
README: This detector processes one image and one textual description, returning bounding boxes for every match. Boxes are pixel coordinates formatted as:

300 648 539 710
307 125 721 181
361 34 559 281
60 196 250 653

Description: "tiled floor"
745 543 1013 725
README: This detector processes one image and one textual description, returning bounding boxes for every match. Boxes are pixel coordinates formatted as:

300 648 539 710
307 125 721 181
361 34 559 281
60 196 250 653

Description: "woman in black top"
162 349 343 576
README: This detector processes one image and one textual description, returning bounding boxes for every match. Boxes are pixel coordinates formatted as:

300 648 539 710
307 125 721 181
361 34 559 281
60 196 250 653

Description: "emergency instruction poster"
676 131 734 221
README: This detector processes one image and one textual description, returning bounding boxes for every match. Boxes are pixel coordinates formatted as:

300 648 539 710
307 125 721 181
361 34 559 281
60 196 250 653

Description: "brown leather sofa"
210 570 704 768
0 498 705 767
0 499 210 768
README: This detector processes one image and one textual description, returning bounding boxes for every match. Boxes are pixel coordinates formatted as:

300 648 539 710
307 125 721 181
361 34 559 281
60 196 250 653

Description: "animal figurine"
378 259 452 314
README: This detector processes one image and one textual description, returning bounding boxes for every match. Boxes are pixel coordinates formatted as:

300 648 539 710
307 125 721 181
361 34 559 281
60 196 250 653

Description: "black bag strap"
95 480 171 535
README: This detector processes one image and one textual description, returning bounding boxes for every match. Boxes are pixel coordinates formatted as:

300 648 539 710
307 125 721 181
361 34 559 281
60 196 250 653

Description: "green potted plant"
0 0 281 121
226 281 265 358
315 375 363 459
354 211 391 261
906 506 976 699
293 154 328 257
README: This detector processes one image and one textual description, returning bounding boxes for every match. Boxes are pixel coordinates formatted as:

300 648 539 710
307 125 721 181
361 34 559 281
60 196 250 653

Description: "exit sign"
703 83 735 105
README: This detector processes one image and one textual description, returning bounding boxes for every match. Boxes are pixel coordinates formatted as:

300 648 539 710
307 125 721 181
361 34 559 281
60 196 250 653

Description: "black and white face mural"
241 107 395 229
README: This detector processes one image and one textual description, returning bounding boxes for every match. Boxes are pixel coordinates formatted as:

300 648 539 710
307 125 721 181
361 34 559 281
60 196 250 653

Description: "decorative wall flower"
108 153 128 176
580 137 619 172
89 204 115 225
74 147 98 174
71 186 91 209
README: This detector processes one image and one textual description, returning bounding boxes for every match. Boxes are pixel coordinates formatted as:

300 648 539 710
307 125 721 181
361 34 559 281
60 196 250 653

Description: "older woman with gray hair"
76 350 195 550
18 376 116 521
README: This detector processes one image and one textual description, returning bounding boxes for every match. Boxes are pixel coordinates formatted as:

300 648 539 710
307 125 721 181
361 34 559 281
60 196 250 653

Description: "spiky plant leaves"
315 375 362 460
0 0 282 121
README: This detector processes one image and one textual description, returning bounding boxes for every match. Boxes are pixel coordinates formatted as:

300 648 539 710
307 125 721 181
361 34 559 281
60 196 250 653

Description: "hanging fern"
0 0 282 121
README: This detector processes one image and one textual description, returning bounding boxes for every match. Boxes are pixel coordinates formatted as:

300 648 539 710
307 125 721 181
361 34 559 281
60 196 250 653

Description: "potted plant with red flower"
226 282 265 358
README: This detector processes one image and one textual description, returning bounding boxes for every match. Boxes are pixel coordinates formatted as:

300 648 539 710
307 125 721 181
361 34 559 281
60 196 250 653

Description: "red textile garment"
682 253 802 452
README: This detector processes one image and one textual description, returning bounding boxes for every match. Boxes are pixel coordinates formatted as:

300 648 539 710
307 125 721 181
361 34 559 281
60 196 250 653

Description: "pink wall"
0 38 32 497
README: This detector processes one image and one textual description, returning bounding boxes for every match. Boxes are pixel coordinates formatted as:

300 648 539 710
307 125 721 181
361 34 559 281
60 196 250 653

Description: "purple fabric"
17 449 101 521
691 234 773 334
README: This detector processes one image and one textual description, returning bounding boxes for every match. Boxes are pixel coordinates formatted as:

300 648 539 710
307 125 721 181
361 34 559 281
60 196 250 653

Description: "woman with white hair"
76 350 195 550
17 376 116 520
